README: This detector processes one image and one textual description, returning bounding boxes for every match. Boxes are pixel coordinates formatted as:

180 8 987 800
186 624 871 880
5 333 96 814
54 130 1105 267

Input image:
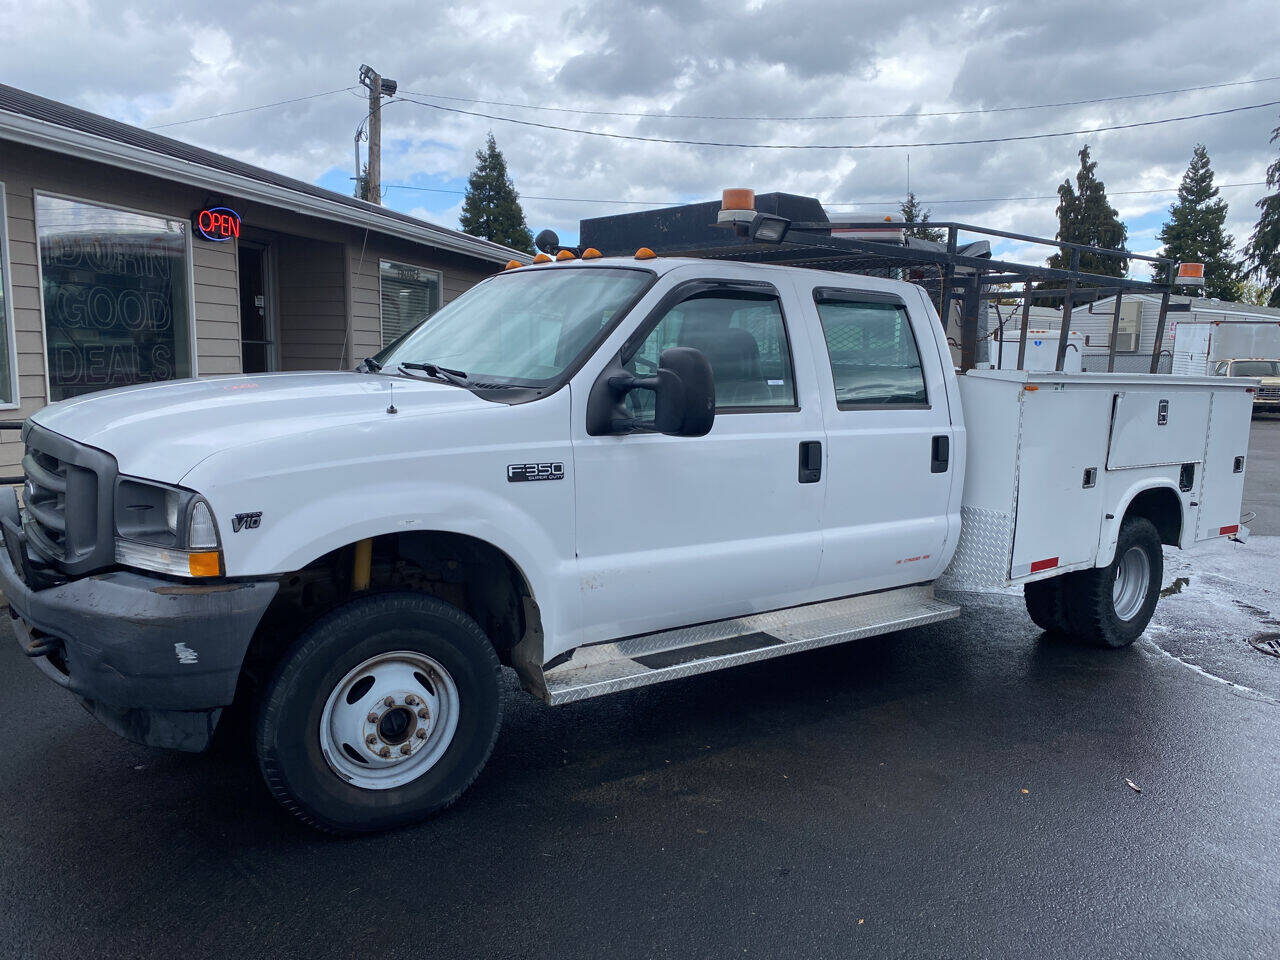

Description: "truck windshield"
376 267 653 386
1231 360 1280 377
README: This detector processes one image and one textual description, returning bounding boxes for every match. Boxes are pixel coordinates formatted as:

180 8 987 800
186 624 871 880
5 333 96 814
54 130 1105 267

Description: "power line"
828 180 1271 208
148 87 357 129
396 95 1280 150
382 179 1268 209
399 74 1280 123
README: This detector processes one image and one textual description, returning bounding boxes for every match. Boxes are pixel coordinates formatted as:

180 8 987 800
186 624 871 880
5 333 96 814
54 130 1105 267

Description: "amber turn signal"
188 551 222 577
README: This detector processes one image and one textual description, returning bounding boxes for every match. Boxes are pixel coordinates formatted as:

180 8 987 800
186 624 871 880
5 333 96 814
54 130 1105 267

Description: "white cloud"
3 0 1279 265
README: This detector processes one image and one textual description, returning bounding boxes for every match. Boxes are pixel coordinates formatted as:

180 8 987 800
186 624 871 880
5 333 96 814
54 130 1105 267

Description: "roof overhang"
0 108 530 266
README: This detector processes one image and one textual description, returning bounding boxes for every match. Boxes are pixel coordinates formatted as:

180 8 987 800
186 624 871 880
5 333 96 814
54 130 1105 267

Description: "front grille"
1258 386 1280 401
20 425 117 574
22 447 68 559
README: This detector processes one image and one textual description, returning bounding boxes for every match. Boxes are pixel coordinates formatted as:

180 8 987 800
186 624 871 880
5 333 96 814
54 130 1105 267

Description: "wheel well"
237 532 536 700
1123 486 1182 547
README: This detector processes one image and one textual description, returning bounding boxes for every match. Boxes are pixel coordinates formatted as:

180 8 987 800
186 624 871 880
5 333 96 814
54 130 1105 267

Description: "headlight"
114 478 223 577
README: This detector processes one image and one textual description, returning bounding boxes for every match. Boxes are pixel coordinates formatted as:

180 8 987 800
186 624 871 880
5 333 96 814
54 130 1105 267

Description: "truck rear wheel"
1063 516 1162 648
255 592 502 834
1023 575 1072 634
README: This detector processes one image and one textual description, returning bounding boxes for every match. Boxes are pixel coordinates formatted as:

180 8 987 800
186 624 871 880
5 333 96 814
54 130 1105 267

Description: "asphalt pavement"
1 420 1277 960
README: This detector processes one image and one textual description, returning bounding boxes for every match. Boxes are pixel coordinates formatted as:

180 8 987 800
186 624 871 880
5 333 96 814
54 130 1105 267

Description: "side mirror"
586 346 716 437
652 347 715 436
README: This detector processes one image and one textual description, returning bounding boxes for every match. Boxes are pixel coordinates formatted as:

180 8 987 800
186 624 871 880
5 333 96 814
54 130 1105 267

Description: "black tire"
256 592 502 834
1024 575 1072 634
1062 516 1163 648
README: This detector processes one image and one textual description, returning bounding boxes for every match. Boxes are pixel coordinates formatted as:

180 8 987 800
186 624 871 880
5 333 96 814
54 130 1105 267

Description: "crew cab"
2 251 1255 833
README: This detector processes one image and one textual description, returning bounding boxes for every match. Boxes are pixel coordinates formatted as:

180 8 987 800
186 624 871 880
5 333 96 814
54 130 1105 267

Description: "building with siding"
0 84 528 470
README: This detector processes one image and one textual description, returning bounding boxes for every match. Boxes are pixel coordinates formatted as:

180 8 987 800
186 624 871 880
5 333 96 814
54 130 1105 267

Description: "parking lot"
2 418 1277 960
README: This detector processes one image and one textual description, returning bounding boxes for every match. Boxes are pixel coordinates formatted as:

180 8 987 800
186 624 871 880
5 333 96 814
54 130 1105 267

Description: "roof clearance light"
505 259 522 270
581 247 603 259
533 253 552 263
1176 262 1205 286
556 250 576 261
634 247 657 260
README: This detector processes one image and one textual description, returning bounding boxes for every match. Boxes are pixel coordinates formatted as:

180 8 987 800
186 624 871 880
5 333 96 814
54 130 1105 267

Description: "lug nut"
400 744 412 755
378 746 391 758
367 713 379 724
405 695 419 706
416 708 429 719
415 729 427 740
383 696 396 707
365 734 378 746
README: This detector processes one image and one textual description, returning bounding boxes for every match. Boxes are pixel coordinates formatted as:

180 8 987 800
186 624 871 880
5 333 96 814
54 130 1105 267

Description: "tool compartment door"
1010 385 1112 579
1106 390 1211 469
1195 388 1253 540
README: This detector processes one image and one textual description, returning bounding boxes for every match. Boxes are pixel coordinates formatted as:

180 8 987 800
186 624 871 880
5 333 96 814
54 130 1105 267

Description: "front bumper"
1 526 277 751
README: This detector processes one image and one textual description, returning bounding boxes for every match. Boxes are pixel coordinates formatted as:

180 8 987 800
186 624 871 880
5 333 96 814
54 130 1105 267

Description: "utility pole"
358 64 397 205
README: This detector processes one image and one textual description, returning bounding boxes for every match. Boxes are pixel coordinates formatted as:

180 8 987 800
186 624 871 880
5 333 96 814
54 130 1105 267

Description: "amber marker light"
188 552 222 577
634 247 657 260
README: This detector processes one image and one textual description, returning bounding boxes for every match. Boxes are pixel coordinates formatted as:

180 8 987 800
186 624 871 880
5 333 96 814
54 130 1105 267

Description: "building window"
35 194 193 401
0 184 19 407
380 259 441 348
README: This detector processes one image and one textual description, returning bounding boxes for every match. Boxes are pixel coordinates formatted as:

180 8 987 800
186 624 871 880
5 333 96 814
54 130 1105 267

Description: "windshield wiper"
359 356 383 373
398 361 469 387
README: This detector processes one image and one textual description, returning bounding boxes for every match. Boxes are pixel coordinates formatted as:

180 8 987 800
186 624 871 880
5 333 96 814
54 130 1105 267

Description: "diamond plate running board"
541 584 960 705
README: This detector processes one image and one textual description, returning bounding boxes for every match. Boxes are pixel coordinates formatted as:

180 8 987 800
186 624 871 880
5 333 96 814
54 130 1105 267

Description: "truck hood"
29 372 490 483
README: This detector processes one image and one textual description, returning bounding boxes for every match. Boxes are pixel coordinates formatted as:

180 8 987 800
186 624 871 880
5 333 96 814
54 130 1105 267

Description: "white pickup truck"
2 251 1255 833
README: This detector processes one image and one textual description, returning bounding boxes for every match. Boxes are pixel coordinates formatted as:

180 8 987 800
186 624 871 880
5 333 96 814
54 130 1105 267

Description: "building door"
239 244 276 373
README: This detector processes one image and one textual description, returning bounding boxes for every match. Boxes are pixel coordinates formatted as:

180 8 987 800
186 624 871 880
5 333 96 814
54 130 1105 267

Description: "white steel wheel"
319 650 460 791
1112 545 1151 622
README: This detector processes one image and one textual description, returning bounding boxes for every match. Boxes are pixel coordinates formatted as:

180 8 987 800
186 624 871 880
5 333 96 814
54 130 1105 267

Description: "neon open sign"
194 207 241 242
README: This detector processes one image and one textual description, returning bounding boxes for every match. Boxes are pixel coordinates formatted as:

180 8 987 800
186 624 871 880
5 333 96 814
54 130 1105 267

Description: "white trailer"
1168 316 1280 375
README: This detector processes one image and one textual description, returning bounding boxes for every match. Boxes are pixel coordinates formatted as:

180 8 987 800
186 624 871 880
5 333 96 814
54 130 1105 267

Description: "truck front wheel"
1063 516 1163 648
255 592 502 833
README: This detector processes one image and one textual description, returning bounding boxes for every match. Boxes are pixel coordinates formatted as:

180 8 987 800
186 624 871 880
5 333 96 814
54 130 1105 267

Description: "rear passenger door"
805 285 955 594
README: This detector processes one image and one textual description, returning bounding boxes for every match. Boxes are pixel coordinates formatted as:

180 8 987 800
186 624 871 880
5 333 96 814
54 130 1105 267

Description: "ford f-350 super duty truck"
2 250 1254 833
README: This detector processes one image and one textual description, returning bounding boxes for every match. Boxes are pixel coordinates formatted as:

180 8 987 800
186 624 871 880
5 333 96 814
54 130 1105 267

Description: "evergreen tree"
1151 144 1239 299
354 162 372 202
900 192 944 242
1046 145 1128 284
459 133 533 253
1243 117 1280 307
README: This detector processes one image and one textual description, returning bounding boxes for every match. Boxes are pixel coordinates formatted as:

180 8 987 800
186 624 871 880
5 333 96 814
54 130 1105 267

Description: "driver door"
570 280 826 644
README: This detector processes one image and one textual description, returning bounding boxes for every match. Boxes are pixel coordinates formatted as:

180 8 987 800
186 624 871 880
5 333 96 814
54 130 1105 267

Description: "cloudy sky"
5 0 1280 269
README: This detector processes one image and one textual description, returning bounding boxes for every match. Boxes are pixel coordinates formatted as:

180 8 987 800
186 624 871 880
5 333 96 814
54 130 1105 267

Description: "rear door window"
813 294 928 408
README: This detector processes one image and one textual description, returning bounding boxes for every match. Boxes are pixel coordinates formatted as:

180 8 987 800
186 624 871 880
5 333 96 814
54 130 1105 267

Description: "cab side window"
624 290 796 413
814 294 928 408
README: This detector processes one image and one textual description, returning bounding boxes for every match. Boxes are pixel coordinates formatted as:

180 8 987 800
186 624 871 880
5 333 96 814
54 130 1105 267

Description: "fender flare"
1095 478 1185 567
